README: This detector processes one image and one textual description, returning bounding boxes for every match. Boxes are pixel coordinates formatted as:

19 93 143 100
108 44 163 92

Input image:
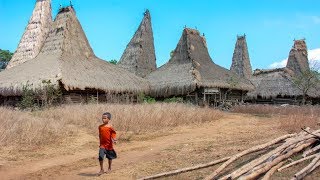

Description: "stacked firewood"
205 128 320 180
139 128 320 180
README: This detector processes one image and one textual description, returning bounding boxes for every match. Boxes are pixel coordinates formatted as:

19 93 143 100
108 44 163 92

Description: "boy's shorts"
98 148 117 161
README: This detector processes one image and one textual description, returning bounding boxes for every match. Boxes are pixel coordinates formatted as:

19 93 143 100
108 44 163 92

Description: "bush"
163 97 184 103
36 80 62 107
18 83 36 110
144 96 156 104
137 93 156 104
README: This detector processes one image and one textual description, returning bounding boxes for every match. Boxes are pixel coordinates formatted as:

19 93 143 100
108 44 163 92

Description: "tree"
292 64 320 105
18 83 36 110
0 49 13 62
36 80 62 107
109 59 118 65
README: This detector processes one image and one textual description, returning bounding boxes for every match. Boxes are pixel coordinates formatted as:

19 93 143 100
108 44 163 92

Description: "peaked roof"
248 68 300 98
230 35 252 79
147 28 254 97
248 67 319 99
0 7 149 96
6 0 52 69
248 40 318 99
118 10 157 78
286 39 310 75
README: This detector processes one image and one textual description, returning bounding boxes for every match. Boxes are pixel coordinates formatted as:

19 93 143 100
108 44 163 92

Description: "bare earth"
0 113 318 180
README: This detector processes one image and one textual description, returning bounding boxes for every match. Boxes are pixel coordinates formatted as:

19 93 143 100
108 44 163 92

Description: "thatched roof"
0 7 149 96
286 39 310 75
118 10 157 78
248 41 319 99
147 28 254 97
247 68 302 98
230 35 252 79
6 0 52 69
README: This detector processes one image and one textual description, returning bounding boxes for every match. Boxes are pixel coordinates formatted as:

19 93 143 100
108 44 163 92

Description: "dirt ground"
0 113 319 180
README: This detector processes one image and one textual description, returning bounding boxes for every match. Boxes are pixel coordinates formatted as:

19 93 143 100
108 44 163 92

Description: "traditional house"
6 0 52 69
147 28 254 106
230 35 252 79
118 10 157 78
0 6 149 105
248 40 319 104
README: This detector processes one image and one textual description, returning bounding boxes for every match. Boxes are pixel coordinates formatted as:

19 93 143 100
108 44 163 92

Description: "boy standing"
98 112 117 175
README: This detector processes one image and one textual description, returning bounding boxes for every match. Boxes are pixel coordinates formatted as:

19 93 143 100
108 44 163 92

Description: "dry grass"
0 103 223 148
232 105 320 133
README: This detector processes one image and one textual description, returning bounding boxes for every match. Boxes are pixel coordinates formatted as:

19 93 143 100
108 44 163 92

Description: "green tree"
292 69 320 105
36 80 62 107
18 83 36 110
109 59 118 65
0 49 13 62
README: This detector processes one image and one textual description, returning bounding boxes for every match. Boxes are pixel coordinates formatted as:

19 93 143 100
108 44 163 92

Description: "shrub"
163 97 184 103
18 83 36 110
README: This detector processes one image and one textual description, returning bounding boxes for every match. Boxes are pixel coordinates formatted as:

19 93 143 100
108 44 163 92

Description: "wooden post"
203 92 206 105
96 91 99 104
195 92 198 105
241 91 244 103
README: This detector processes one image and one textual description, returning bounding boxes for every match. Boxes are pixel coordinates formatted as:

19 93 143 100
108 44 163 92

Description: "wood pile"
139 128 320 180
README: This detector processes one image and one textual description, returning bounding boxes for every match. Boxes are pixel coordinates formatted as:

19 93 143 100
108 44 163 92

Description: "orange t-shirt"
99 125 116 150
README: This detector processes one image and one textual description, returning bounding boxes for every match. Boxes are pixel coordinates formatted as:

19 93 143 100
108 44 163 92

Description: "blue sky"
0 0 320 70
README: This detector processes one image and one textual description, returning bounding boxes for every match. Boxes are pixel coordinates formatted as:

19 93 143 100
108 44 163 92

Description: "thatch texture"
0 7 149 96
118 10 157 78
230 35 252 79
248 68 319 99
147 28 254 98
6 0 52 69
247 68 300 99
248 40 319 99
286 39 310 75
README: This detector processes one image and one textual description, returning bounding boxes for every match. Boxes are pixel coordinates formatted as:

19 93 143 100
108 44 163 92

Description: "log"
204 134 295 180
137 156 230 180
278 154 317 172
293 154 320 180
221 133 319 180
303 144 320 157
241 139 317 180
245 138 316 176
261 161 286 180
220 139 299 180
301 128 320 140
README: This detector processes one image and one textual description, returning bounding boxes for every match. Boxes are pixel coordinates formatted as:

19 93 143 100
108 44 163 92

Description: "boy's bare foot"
105 169 112 174
98 170 105 176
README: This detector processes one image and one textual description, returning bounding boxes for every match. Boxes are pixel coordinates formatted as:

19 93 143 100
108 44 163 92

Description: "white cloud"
269 48 320 69
311 16 320 25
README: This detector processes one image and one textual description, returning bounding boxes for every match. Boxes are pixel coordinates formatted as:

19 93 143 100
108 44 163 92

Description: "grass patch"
0 103 223 149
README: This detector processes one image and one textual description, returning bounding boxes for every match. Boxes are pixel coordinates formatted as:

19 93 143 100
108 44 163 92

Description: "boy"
98 112 117 175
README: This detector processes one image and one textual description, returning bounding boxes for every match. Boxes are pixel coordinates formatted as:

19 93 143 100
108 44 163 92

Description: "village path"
0 113 284 180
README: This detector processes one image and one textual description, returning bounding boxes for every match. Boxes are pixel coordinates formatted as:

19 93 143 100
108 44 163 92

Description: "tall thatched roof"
118 10 157 78
147 28 254 97
247 68 300 98
6 0 52 69
286 39 310 75
0 7 149 96
248 40 319 99
230 35 252 79
248 68 319 99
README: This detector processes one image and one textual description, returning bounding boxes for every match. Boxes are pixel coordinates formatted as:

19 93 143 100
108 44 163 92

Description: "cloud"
311 16 320 24
269 48 320 69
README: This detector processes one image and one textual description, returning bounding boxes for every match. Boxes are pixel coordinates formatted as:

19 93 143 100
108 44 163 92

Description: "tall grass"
0 103 223 148
232 105 320 133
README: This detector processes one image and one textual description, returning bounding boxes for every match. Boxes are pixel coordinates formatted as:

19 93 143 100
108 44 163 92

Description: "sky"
0 0 320 70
